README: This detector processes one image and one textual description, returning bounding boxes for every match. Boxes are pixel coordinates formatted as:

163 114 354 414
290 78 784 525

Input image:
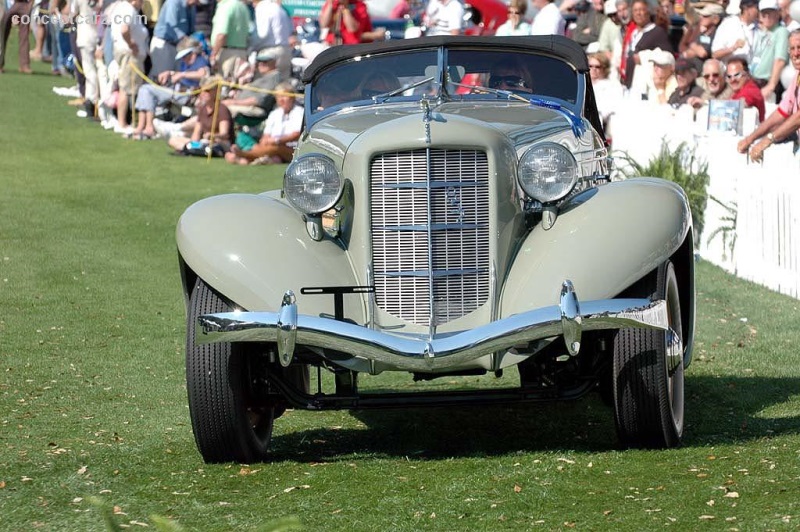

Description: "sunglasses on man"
489 75 528 89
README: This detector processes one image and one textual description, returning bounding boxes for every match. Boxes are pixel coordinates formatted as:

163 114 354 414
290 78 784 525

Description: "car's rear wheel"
612 261 685 448
186 278 275 463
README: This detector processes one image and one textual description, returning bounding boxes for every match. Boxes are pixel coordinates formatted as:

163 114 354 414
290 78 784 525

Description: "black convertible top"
302 35 589 83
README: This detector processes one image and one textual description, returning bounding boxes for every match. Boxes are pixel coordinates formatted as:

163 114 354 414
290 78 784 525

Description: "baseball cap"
675 58 699 73
696 3 724 16
604 0 617 15
649 49 676 67
175 36 201 60
758 0 778 10
255 49 280 62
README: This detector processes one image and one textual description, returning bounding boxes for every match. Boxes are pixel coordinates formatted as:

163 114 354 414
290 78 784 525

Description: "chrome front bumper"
196 281 670 372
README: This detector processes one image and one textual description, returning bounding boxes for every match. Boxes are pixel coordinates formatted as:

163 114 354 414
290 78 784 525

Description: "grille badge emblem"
446 186 465 224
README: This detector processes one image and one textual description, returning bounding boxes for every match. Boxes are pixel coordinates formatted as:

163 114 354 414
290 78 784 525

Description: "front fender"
177 193 364 320
501 178 692 317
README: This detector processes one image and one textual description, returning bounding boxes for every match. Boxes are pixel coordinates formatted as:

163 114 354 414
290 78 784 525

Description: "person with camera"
319 0 372 45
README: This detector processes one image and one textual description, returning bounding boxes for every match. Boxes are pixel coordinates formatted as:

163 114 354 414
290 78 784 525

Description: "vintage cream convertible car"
177 36 695 463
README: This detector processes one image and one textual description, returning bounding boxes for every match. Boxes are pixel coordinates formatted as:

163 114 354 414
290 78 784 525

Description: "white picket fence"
611 102 800 300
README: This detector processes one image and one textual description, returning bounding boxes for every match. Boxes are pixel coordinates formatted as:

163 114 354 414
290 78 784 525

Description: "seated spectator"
250 0 293 81
225 81 303 164
129 37 210 140
738 29 800 161
319 0 374 44
668 58 704 106
633 48 678 103
169 76 234 154
496 0 531 36
726 55 766 121
149 0 199 78
222 49 281 118
588 52 623 125
750 0 789 102
687 58 735 108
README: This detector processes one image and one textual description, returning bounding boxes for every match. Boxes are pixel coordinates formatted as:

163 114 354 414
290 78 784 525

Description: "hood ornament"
420 97 431 145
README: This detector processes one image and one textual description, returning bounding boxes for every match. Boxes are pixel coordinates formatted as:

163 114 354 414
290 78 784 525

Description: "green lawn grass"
2 58 800 531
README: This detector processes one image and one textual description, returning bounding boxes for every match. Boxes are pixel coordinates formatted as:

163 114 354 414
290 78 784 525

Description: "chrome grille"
370 149 490 326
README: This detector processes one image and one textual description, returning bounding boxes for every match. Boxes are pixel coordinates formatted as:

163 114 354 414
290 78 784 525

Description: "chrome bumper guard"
196 281 669 372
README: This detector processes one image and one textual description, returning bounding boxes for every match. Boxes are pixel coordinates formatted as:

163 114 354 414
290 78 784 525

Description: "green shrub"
617 140 710 244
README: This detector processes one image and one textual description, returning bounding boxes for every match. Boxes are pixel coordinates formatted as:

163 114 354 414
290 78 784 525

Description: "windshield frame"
304 43 586 130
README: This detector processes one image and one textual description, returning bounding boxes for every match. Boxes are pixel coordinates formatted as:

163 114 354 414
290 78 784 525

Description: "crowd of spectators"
1 0 798 163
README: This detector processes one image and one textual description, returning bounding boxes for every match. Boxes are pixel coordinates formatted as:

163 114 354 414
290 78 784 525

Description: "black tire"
612 261 685 448
186 279 275 463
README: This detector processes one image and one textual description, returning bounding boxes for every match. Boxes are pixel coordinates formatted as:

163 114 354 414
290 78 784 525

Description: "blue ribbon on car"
528 98 586 138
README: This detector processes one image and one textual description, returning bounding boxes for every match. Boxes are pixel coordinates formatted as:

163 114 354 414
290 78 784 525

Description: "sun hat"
175 36 201 60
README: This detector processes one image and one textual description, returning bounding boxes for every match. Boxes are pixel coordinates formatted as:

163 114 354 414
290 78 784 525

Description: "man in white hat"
636 48 678 103
750 0 789 101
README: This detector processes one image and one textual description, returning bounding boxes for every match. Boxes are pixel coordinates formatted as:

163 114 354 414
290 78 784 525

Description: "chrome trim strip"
425 146 435 339
382 268 487 278
366 262 375 329
377 181 486 189
377 223 486 231
196 289 669 372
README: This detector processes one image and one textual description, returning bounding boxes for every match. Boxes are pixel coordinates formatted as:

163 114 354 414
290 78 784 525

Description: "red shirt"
323 0 372 45
732 79 765 122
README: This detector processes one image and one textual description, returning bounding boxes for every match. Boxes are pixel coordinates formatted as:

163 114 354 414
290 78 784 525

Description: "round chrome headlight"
518 142 578 203
284 154 343 214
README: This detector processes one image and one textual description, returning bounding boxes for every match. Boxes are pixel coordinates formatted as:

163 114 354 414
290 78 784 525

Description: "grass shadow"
268 375 800 462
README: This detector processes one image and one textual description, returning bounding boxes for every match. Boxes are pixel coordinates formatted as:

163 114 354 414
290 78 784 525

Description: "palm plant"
704 195 738 262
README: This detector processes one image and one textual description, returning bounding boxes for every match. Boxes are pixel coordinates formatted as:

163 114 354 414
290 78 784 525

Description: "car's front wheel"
186 278 275 463
612 261 685 448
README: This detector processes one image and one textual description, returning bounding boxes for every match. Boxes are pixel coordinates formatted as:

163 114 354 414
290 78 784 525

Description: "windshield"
309 47 579 114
